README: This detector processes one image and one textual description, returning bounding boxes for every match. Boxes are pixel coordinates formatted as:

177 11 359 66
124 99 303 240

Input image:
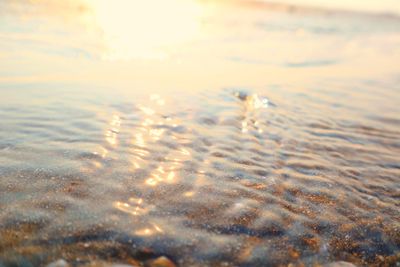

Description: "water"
0 1 400 266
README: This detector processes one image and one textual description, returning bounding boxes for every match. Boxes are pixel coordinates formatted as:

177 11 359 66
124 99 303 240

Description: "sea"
0 0 399 266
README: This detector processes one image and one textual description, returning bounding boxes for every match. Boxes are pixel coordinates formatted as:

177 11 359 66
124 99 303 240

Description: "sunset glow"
91 0 204 60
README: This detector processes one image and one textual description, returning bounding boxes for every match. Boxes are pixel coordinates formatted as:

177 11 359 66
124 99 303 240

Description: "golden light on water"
90 0 205 60
105 114 121 146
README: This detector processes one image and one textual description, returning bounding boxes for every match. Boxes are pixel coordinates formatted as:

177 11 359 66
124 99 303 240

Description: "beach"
0 1 399 266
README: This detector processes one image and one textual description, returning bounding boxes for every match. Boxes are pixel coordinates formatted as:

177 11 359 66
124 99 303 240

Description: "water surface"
0 1 399 266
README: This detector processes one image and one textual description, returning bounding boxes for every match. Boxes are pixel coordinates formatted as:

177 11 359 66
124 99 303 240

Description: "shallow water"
1 1 400 266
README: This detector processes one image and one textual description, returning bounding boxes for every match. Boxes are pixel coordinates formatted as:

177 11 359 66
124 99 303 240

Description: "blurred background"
0 0 399 90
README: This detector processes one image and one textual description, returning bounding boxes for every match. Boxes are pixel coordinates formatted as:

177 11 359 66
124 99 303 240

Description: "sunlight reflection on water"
0 1 400 266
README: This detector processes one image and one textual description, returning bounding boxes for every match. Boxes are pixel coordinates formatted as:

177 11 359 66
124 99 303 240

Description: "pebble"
148 256 176 267
81 262 138 267
46 259 69 267
111 264 137 267
323 261 357 267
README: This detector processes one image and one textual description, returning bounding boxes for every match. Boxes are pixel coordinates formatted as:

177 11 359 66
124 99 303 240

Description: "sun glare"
90 0 204 60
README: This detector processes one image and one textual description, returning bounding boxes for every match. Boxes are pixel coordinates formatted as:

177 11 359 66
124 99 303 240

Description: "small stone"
81 261 138 267
111 264 137 267
46 259 69 267
323 262 357 267
148 256 176 267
